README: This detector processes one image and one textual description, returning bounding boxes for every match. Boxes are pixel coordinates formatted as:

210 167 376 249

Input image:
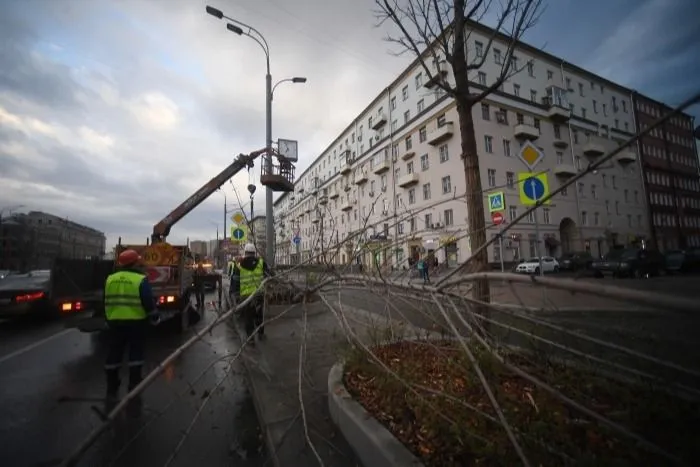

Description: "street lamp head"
226 23 243 35
292 77 307 83
205 6 224 19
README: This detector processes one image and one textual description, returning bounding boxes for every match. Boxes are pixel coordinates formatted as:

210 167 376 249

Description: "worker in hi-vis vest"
230 243 271 346
103 249 158 404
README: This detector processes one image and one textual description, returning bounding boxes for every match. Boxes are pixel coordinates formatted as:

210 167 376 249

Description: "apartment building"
632 93 700 250
273 21 650 268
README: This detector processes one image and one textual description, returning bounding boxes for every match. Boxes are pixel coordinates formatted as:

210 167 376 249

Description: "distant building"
0 211 106 270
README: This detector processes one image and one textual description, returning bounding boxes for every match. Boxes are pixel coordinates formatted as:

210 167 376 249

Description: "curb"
328 361 424 467
223 289 282 467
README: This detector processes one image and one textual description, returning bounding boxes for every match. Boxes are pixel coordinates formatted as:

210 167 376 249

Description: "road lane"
0 292 264 467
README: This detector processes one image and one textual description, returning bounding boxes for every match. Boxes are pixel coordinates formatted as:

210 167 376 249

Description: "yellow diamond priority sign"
518 141 544 170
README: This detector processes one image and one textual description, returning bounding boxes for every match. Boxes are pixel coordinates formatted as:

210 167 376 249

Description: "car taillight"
158 295 176 304
61 301 83 312
16 291 45 302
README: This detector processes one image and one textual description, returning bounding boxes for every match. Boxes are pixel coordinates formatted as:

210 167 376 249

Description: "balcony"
427 122 454 145
304 207 311 214
583 142 605 157
341 200 354 211
354 169 368 185
514 124 540 141
297 186 305 194
373 157 390 174
615 151 637 165
552 137 568 149
311 212 321 224
424 69 448 89
542 86 570 122
371 113 387 130
398 173 419 188
554 165 577 177
339 151 352 174
401 150 415 161
319 195 329 205
329 189 339 199
343 183 351 192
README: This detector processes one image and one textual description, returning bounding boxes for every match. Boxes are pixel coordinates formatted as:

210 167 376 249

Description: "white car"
515 257 560 274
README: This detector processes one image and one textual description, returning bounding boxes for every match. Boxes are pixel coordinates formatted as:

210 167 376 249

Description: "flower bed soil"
343 340 700 466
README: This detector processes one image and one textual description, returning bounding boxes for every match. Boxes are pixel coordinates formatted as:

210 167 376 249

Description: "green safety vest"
104 270 147 321
238 260 264 297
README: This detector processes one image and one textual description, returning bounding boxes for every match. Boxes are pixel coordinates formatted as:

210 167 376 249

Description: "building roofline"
630 90 695 120
275 17 684 208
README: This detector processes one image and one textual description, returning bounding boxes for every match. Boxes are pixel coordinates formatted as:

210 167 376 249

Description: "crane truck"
57 147 293 333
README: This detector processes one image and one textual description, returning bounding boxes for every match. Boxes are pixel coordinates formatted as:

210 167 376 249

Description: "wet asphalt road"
0 291 264 467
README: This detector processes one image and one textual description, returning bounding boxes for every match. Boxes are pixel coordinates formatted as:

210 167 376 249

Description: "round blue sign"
232 228 245 240
292 236 301 245
523 177 545 201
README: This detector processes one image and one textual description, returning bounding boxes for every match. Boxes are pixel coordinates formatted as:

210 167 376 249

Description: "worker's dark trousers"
194 283 205 308
242 296 264 338
104 319 147 396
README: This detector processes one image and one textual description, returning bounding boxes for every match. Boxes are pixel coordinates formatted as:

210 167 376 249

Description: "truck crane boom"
151 148 270 244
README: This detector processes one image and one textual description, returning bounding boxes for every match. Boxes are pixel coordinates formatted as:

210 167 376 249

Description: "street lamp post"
206 5 306 267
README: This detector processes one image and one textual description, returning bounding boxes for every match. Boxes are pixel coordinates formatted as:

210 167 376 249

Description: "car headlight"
619 262 630 268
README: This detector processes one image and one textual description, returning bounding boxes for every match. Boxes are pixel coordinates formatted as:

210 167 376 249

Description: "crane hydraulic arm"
151 148 269 244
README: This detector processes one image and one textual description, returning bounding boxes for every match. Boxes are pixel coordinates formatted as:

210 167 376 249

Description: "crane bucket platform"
260 159 295 192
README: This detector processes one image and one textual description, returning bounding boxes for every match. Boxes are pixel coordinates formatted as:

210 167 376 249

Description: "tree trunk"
457 100 491 305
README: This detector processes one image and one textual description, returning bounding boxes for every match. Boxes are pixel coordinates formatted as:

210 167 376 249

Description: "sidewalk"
226 290 417 467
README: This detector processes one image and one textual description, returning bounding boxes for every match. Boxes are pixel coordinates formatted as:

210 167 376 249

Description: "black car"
591 248 664 278
558 251 594 271
0 270 53 319
664 248 700 274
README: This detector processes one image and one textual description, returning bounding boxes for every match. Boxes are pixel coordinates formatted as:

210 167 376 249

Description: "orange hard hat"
118 249 141 267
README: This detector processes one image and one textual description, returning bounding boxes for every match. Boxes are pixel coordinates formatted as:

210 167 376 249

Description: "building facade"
249 215 267 256
631 93 700 250
189 240 208 259
274 22 651 268
0 211 106 270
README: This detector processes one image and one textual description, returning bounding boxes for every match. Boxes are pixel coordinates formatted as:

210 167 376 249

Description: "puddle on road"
229 389 266 464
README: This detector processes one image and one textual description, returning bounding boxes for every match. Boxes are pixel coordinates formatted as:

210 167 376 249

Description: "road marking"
0 328 74 366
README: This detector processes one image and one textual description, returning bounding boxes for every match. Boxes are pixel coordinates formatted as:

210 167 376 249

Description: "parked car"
664 248 700 274
515 257 560 274
557 252 594 271
0 270 54 319
591 248 664 278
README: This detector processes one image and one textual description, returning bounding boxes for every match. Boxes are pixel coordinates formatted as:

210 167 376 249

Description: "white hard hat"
244 243 256 254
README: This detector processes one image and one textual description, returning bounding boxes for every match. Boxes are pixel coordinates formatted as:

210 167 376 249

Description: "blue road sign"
523 176 545 201
232 228 245 240
292 236 301 245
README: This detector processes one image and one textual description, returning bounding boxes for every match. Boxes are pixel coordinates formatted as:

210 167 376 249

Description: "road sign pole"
532 179 543 277
498 234 505 272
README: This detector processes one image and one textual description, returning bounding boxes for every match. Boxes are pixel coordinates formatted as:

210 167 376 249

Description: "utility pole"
265 71 274 266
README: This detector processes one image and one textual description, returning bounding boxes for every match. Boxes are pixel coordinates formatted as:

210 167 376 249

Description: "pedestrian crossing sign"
487 191 505 213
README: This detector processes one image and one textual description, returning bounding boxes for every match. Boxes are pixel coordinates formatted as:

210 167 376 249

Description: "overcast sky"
1 0 698 249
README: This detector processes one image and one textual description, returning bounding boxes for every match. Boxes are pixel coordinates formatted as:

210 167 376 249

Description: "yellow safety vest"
104 270 147 321
238 260 264 297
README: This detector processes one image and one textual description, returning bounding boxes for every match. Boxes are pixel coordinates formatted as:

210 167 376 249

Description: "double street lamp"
206 5 307 267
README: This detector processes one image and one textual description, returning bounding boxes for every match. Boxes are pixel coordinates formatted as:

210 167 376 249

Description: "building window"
437 113 447 127
444 209 454 226
517 113 524 124
543 208 550 224
527 209 535 223
478 72 486 85
484 135 493 153
424 213 432 228
481 103 490 120
581 211 588 225
506 171 514 189
415 73 422 89
405 135 413 151
420 154 429 171
529 235 537 258
439 144 449 162
503 139 511 157
530 89 537 103
494 48 502 64
417 99 424 113
527 61 534 77
408 188 416 204
407 161 414 174
508 206 517 221
442 176 451 194
487 169 496 187
553 125 561 139
591 184 597 199
594 212 600 226
475 41 483 57
402 85 408 100
419 126 427 142
390 96 396 110
513 83 520 97
404 110 410 124
624 189 629 202
423 183 431 200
